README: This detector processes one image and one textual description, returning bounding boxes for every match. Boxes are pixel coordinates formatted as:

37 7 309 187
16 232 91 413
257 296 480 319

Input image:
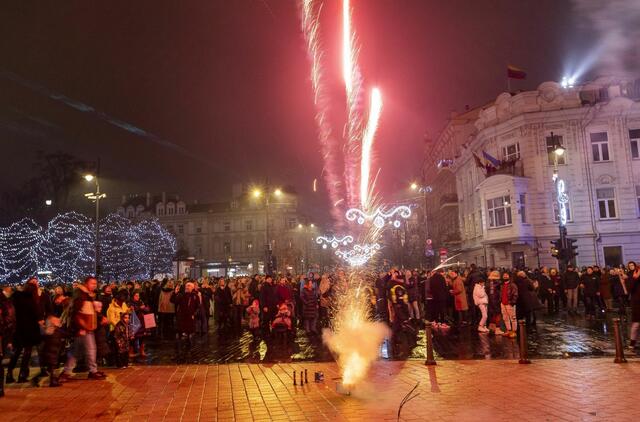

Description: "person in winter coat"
472 278 489 333
157 280 176 338
596 266 612 311
500 272 518 338
214 279 232 331
550 268 563 314
246 299 261 338
486 271 505 335
301 279 319 335
537 268 554 314
0 286 17 397
563 265 580 314
113 312 132 368
171 282 201 363
128 291 149 357
231 281 249 333
318 275 332 327
429 271 449 328
610 268 628 318
37 314 65 387
6 278 44 384
449 270 468 326
260 276 278 331
580 267 601 319
404 270 421 320
626 262 640 349
107 290 130 332
515 271 538 327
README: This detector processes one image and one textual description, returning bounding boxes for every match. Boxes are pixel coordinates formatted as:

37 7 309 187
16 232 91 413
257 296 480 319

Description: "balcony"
484 158 524 178
440 193 458 209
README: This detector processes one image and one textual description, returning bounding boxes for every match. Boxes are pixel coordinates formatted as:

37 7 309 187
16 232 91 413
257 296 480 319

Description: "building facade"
116 185 323 276
451 77 640 269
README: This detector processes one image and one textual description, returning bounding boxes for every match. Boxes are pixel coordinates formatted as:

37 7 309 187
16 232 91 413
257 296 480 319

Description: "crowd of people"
1 260 639 398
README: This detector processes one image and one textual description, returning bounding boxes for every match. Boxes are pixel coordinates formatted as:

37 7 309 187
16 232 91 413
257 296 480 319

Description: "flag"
472 152 484 169
507 64 526 80
482 150 501 167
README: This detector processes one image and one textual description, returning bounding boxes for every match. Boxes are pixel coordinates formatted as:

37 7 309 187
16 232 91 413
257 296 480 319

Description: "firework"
360 88 382 210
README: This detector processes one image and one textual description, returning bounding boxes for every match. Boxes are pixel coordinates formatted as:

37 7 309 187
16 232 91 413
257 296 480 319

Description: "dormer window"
167 202 175 215
156 202 165 216
177 201 186 214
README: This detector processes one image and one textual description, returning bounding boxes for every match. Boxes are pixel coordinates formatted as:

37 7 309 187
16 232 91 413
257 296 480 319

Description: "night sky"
0 1 599 223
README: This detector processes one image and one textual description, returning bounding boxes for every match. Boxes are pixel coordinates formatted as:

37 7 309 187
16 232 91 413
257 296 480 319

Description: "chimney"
121 195 126 205
162 192 166 204
146 192 151 207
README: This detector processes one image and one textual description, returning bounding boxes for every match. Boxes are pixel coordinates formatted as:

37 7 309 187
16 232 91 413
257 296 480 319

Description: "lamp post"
84 173 106 278
252 185 282 275
410 181 433 268
550 132 568 272
296 223 316 274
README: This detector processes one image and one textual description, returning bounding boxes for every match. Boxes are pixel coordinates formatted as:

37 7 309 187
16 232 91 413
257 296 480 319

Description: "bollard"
518 320 531 364
304 369 308 384
612 318 627 364
293 370 297 386
424 321 436 366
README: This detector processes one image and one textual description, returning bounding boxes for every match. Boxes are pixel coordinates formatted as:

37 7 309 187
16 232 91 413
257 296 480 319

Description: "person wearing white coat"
473 280 490 333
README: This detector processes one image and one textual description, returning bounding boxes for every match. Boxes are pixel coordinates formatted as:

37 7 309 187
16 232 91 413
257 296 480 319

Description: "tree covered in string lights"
0 212 176 284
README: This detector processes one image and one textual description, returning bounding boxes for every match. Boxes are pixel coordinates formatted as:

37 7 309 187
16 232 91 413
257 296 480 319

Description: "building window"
591 132 610 162
245 220 253 231
501 143 520 161
246 241 253 252
167 203 175 215
519 194 527 224
603 246 623 268
636 185 640 217
223 221 231 232
546 135 566 165
287 218 297 229
223 242 231 254
552 193 572 222
596 187 616 219
177 204 185 214
178 224 184 234
196 227 202 234
486 195 512 228
630 129 640 159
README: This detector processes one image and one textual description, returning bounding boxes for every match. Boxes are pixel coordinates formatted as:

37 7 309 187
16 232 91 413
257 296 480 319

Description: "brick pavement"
1 358 639 421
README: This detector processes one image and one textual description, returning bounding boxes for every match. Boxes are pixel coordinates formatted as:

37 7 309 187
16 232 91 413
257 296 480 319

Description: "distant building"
116 184 324 276
449 76 640 268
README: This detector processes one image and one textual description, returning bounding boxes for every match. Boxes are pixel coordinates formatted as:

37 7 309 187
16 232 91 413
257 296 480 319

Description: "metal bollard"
304 369 308 384
424 321 436 366
612 318 627 364
293 370 297 386
518 320 531 364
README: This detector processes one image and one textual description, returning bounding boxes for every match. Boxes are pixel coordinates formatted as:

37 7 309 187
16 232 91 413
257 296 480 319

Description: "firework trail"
342 0 365 209
360 87 382 210
300 0 346 225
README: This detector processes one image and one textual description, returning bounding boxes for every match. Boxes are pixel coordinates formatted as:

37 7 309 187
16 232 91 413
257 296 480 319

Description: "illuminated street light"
298 223 303 229
274 188 283 197
310 223 315 228
554 145 566 156
45 199 52 206
410 182 418 191
84 174 95 182
252 189 262 198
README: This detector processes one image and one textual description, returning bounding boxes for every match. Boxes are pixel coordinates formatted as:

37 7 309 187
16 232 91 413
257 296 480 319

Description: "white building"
452 77 640 269
116 185 324 276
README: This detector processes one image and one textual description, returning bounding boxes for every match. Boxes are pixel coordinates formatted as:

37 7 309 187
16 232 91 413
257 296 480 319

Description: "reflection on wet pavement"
141 311 638 364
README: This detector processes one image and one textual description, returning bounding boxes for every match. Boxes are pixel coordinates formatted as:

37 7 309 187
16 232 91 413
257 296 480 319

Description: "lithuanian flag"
507 64 526 80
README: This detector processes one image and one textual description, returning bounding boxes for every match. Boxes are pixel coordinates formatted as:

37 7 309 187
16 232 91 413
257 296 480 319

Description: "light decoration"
345 205 412 229
0 212 176 283
557 179 569 226
316 235 354 249
335 243 381 267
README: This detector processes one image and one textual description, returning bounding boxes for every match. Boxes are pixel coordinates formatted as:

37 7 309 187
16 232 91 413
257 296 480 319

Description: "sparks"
342 0 353 95
360 88 382 209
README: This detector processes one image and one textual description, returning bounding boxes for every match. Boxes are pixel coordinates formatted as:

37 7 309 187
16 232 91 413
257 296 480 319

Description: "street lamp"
251 184 283 274
409 181 433 268
44 199 53 206
84 173 106 278
550 132 569 271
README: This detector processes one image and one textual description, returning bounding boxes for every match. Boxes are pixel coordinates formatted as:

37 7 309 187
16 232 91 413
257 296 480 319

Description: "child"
38 315 64 387
246 299 261 337
113 312 132 368
271 303 292 331
473 279 489 333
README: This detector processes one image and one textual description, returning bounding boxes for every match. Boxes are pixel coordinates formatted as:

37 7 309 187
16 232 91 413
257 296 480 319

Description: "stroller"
271 302 293 344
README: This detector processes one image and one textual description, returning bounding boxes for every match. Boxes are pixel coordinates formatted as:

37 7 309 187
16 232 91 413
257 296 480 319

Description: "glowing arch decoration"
345 205 412 229
335 243 381 267
316 235 354 249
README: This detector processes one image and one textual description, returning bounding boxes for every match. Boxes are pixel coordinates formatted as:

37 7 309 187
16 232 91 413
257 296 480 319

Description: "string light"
335 243 381 267
0 211 176 283
316 235 354 249
345 205 412 229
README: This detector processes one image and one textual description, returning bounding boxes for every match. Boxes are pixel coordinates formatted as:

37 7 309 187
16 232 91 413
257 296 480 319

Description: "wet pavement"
139 310 638 365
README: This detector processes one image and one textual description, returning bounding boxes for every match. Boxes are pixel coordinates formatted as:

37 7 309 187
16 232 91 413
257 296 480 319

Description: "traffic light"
550 239 563 259
566 238 579 260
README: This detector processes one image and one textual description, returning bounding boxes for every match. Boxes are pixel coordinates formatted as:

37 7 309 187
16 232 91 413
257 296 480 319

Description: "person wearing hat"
500 272 518 338
486 271 504 335
107 290 130 332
